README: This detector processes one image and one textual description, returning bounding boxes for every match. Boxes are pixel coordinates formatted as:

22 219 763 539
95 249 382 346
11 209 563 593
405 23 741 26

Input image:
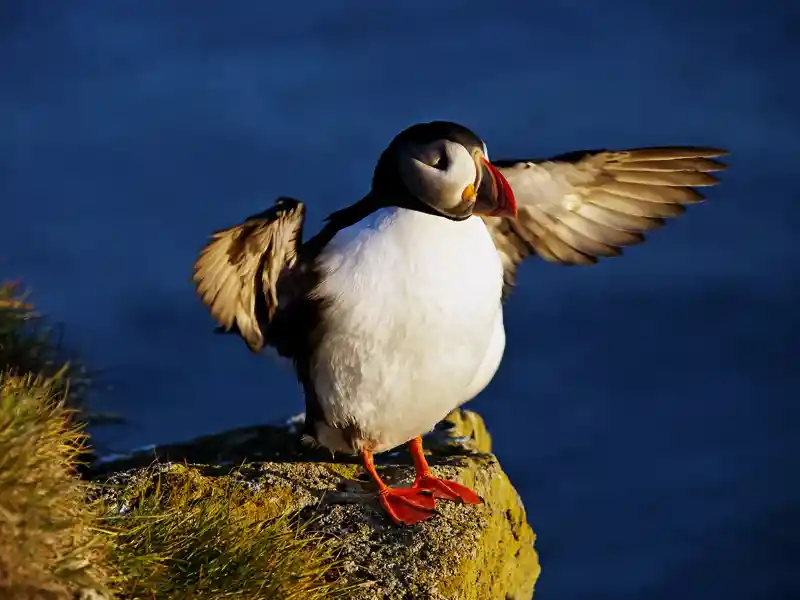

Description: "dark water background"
3 2 798 598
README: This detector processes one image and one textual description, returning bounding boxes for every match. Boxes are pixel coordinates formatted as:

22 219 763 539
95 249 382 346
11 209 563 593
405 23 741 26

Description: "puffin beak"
473 157 517 218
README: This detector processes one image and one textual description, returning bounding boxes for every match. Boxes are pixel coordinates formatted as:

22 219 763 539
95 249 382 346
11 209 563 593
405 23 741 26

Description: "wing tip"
243 196 305 223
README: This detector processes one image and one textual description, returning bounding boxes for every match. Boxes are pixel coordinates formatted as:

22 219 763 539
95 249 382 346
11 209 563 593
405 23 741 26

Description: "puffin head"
371 121 517 221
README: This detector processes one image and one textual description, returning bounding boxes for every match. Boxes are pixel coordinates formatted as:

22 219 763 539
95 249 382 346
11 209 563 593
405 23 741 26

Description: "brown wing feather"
192 197 305 352
483 146 727 298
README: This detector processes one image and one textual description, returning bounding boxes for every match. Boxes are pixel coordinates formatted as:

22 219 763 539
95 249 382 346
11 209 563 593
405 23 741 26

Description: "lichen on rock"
90 409 540 599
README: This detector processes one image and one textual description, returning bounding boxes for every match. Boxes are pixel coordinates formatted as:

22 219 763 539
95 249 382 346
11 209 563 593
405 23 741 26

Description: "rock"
88 409 540 599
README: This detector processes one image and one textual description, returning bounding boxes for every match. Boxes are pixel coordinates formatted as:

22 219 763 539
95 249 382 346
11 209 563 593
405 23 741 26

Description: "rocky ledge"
88 409 540 599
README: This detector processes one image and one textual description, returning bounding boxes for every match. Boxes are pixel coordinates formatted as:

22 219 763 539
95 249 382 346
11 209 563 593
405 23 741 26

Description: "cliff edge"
89 409 540 599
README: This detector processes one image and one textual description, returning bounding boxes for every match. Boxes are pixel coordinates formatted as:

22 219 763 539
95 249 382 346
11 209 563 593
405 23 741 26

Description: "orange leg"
409 436 483 505
361 449 436 525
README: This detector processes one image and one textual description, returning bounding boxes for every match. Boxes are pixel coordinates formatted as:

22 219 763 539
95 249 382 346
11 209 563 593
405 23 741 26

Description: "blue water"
3 2 798 598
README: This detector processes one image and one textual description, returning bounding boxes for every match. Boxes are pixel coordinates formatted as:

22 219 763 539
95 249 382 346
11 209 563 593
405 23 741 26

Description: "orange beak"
473 157 517 218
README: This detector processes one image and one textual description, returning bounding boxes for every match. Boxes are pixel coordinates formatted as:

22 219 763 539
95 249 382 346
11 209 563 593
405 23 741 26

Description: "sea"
2 2 798 598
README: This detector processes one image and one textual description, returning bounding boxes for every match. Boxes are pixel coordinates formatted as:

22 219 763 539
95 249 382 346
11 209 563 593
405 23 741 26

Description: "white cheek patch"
399 141 477 210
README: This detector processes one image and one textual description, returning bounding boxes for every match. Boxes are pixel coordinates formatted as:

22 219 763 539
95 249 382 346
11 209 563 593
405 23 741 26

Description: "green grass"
100 465 346 599
0 281 350 599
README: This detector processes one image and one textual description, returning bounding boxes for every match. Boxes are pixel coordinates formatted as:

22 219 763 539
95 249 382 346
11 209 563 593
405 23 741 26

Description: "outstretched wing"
482 147 727 297
192 197 305 352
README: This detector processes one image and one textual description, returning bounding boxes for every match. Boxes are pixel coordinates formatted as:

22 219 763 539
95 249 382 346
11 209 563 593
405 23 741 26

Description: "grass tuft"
0 282 91 413
0 280 351 599
0 372 110 598
100 465 348 599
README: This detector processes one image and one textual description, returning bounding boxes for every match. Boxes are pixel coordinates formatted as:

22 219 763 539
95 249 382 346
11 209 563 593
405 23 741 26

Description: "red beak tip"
497 173 517 218
479 157 518 218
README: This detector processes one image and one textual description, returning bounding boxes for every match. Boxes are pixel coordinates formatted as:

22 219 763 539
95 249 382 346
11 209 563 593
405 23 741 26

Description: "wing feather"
483 146 727 297
192 197 305 352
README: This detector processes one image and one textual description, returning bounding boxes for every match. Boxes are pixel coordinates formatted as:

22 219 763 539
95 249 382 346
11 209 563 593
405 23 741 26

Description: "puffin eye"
419 143 449 171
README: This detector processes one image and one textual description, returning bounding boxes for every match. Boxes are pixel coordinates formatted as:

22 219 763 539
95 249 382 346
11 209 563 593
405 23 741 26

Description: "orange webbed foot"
378 487 437 525
413 475 483 505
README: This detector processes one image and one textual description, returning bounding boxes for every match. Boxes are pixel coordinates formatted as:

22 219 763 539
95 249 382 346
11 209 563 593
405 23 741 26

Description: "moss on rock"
91 410 540 599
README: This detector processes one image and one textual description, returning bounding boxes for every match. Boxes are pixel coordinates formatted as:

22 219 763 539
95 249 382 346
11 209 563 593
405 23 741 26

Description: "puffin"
192 121 726 525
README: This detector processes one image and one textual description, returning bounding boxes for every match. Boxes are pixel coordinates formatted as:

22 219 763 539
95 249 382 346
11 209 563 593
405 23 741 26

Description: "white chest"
309 208 505 453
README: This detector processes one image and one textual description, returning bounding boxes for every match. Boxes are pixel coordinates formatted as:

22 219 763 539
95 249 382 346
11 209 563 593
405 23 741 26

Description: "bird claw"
413 474 483 504
378 487 437 525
